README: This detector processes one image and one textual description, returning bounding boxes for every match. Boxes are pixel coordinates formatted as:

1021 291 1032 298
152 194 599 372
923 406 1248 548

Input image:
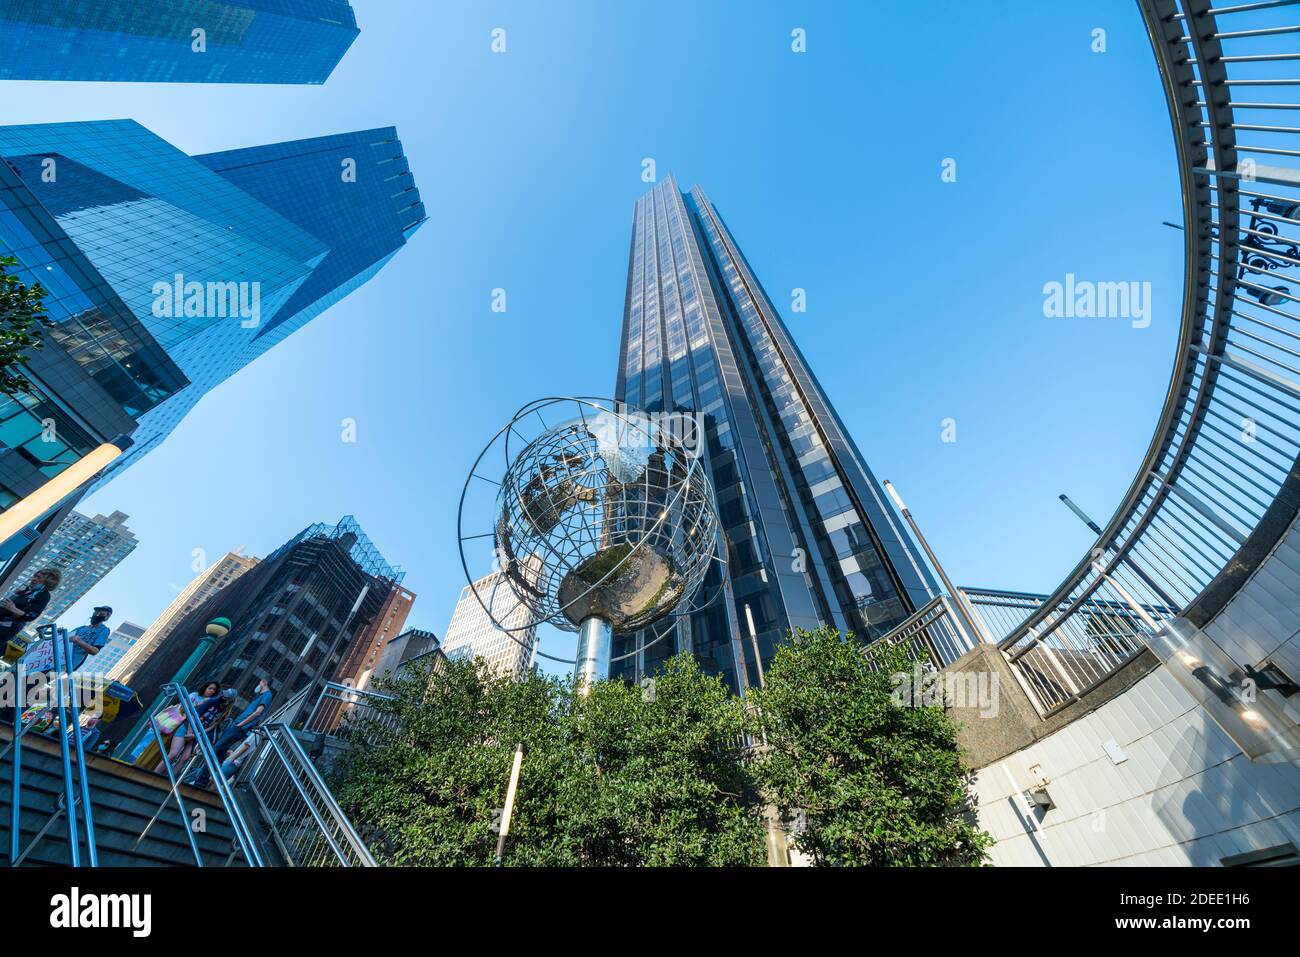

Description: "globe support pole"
574 616 612 693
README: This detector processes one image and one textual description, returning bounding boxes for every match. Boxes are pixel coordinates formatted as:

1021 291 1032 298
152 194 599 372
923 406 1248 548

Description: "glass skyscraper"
0 0 359 85
0 119 425 484
614 176 938 692
8 509 138 629
0 154 186 576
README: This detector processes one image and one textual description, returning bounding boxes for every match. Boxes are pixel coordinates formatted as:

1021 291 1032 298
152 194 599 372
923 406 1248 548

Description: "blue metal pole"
9 658 22 864
150 709 203 867
59 628 97 867
47 623 80 866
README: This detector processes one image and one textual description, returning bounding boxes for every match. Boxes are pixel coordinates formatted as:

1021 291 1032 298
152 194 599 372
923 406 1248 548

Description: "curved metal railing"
997 0 1300 716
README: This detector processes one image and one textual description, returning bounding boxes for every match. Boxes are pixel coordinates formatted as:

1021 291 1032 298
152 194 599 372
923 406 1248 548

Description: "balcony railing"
995 0 1300 716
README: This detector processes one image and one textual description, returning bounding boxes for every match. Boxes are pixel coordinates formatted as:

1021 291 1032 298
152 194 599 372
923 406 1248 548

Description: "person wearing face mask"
0 568 62 649
65 606 113 672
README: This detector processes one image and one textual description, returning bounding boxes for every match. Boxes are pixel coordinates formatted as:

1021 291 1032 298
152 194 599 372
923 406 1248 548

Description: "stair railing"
6 624 98 866
240 722 376 867
140 683 265 867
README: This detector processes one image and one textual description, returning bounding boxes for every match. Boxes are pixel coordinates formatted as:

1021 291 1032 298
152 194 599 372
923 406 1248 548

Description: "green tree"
549 654 765 866
332 653 766 866
330 655 565 866
0 255 51 395
747 627 992 866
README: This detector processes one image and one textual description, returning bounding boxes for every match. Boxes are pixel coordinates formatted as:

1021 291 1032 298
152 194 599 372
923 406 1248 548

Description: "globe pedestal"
574 616 612 693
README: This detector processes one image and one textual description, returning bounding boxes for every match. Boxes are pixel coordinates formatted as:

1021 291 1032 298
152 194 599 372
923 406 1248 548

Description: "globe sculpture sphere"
458 398 721 690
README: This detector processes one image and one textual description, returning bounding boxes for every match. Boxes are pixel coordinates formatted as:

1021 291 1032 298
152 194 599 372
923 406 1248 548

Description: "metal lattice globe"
492 403 718 634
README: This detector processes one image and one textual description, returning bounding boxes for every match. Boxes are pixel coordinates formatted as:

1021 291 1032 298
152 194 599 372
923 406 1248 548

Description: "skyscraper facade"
331 583 415 693
613 176 938 692
9 509 138 629
0 120 424 485
110 549 259 682
0 156 185 583
126 516 404 718
0 0 360 85
442 571 538 680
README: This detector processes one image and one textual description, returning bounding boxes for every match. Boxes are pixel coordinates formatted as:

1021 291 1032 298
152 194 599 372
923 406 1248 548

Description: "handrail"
997 0 1300 715
148 713 205 866
870 595 979 669
268 723 375 865
6 625 98 866
242 722 376 867
303 681 397 740
144 684 264 867
171 684 264 866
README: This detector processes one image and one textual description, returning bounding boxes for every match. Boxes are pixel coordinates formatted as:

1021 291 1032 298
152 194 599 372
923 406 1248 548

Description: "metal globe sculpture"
459 398 722 689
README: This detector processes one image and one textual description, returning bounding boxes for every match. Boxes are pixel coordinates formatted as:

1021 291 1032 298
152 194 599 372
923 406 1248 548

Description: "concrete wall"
968 511 1300 866
1200 512 1300 727
971 662 1300 865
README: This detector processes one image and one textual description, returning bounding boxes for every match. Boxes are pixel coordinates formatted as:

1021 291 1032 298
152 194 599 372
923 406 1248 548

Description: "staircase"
0 725 242 867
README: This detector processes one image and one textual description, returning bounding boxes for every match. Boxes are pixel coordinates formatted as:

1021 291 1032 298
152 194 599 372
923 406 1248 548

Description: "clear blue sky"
8 0 1182 675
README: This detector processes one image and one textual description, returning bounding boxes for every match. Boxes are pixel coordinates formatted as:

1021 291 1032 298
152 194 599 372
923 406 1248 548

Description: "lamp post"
0 436 132 550
882 480 987 644
115 616 232 759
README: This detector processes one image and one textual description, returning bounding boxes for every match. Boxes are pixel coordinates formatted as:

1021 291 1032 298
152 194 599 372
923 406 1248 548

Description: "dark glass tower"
0 0 359 84
614 176 937 692
126 515 404 721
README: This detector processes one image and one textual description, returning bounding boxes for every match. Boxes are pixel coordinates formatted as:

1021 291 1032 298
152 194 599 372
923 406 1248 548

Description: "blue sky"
8 0 1183 675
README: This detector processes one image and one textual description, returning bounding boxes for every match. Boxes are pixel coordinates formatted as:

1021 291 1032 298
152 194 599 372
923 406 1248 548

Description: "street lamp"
115 615 233 758
0 436 132 550
882 480 986 644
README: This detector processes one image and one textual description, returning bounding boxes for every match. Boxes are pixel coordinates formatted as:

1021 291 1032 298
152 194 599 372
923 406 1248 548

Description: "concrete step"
0 725 246 867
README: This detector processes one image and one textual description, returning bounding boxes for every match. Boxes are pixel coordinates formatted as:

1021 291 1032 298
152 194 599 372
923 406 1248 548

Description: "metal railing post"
46 623 80 866
149 714 204 867
9 658 24 864
58 627 97 866
172 686 265 867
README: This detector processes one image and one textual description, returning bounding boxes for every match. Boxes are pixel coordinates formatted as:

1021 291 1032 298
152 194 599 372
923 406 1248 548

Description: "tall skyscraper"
0 156 185 587
0 119 424 486
442 571 538 680
8 509 137 628
80 619 145 675
613 176 938 692
126 516 404 718
0 0 360 85
110 549 259 682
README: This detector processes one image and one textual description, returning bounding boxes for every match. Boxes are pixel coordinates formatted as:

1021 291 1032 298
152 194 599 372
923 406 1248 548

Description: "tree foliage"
331 653 766 866
747 627 992 866
331 628 991 867
0 255 51 395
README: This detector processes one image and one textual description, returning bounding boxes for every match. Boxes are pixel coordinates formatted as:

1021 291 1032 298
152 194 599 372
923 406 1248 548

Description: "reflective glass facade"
0 120 422 484
194 127 427 360
614 177 937 692
0 0 358 84
0 156 185 526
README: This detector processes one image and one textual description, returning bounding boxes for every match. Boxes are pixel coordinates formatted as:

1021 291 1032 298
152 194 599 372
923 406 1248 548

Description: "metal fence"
868 595 980 669
245 722 376 867
301 681 399 744
994 0 1300 716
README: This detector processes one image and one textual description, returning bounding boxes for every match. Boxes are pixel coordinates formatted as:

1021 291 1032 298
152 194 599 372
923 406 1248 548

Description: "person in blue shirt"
191 678 274 787
66 606 113 672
